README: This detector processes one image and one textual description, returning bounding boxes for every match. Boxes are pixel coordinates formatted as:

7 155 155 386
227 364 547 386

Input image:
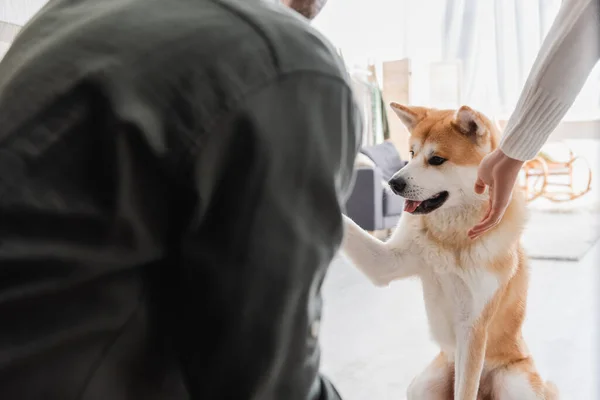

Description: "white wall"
313 0 446 67
0 0 48 26
313 0 600 119
0 41 9 58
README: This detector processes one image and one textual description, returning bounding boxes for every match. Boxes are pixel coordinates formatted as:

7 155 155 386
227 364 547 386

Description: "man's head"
282 0 328 20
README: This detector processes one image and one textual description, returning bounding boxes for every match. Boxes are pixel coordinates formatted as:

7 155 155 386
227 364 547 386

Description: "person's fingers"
468 191 504 238
468 207 492 236
468 152 519 239
469 213 499 236
468 214 493 235
468 214 501 239
474 176 487 194
478 189 494 222
483 194 493 219
469 191 511 238
468 216 492 238
474 152 495 194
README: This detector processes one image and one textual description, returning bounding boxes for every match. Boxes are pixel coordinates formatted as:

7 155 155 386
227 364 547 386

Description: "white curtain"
315 0 600 118
441 0 564 115
2 0 599 117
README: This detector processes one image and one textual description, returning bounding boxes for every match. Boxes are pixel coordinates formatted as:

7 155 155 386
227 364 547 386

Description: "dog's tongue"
404 200 422 213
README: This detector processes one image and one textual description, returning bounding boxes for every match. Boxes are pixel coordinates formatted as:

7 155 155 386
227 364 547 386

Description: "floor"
320 248 599 400
319 139 600 400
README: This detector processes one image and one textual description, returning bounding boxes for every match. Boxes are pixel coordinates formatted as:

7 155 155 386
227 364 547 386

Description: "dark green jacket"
0 0 361 398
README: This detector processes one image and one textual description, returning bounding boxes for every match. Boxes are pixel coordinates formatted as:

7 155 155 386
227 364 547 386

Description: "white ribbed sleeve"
499 0 600 161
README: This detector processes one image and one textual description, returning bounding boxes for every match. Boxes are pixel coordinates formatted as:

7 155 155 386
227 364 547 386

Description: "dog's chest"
397 218 503 350
419 261 499 352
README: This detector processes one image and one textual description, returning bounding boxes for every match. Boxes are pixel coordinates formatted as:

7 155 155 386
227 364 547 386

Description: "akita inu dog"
341 103 558 400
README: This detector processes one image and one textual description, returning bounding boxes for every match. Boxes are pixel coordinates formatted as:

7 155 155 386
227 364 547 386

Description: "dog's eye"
428 156 447 166
409 151 414 158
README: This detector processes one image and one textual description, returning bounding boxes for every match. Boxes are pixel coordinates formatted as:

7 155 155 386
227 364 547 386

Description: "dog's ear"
389 103 428 131
452 106 488 140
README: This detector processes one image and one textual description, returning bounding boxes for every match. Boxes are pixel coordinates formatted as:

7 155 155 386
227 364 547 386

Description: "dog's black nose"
388 177 406 194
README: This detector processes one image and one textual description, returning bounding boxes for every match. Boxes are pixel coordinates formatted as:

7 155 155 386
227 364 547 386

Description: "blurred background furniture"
345 141 406 232
520 142 593 202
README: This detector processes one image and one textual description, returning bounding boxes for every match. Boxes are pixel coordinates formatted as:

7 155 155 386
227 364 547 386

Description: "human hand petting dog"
468 148 524 239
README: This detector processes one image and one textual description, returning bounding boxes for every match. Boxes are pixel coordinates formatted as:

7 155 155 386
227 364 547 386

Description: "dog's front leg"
340 215 420 286
454 324 487 400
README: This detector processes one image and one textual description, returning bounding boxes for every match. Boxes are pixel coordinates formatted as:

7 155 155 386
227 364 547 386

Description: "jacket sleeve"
499 0 600 161
173 72 361 399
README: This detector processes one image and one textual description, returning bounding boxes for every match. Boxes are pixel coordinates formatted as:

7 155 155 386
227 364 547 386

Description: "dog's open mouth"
403 191 449 214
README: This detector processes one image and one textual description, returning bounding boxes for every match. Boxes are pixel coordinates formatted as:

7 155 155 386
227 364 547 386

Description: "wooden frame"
520 146 592 202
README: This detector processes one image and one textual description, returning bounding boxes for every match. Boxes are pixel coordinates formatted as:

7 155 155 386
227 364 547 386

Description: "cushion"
383 186 404 216
360 141 407 181
354 152 377 168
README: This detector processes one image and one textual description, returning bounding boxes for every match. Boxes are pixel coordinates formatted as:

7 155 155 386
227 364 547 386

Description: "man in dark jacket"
0 0 361 399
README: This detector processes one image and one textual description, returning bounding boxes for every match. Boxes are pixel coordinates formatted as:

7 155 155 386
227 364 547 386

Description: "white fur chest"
394 216 501 353
419 266 499 354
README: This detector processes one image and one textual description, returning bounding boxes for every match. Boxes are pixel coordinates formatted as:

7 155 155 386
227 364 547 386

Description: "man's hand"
468 148 524 240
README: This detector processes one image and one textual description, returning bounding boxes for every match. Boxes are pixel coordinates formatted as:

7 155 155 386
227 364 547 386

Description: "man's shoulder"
0 0 353 144
124 0 351 92
162 0 351 89
1 0 350 99
156 0 354 112
218 0 349 79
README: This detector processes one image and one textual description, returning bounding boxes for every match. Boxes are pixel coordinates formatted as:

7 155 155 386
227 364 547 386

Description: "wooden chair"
520 143 592 202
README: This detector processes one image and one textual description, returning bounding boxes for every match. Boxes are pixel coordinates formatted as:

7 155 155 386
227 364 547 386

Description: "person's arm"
499 0 600 161
174 72 360 399
469 0 600 238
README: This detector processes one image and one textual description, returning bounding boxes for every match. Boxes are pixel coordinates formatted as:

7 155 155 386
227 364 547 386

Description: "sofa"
345 141 407 232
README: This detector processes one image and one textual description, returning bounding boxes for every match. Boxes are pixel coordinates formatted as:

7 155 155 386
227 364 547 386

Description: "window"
314 0 600 119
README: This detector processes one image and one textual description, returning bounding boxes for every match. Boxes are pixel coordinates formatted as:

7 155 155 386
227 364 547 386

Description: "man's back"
0 0 359 399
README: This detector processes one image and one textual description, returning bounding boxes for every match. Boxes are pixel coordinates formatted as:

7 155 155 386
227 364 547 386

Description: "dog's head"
388 103 499 215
